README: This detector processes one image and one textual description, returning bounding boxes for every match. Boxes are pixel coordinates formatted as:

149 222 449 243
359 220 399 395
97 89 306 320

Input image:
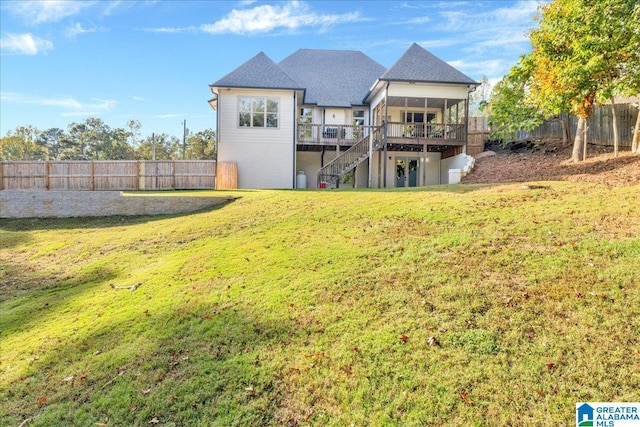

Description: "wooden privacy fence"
465 117 490 156
0 160 216 191
518 103 638 147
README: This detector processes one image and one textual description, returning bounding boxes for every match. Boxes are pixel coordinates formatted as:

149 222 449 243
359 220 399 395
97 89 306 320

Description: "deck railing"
297 124 376 145
385 122 466 142
298 122 466 145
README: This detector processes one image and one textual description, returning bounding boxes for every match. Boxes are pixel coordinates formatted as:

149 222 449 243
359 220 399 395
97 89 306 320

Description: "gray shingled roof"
211 52 302 90
380 43 477 85
278 49 386 107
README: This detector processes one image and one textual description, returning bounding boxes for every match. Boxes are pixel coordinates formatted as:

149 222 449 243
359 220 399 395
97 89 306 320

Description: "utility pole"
182 120 187 160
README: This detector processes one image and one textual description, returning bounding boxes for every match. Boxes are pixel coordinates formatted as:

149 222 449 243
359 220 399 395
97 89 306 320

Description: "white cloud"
6 0 96 24
0 33 53 55
65 23 105 38
200 1 362 35
133 96 144 102
404 16 431 24
1 92 117 112
142 26 197 34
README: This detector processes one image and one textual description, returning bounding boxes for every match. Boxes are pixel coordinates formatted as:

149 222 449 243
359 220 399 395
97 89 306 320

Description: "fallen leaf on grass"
546 362 555 371
245 386 254 392
351 347 360 353
62 375 74 382
37 396 46 405
460 391 472 405
304 352 324 362
533 388 546 397
149 417 160 424
399 334 408 343
141 388 151 395
341 365 353 375
427 336 440 346
304 409 314 422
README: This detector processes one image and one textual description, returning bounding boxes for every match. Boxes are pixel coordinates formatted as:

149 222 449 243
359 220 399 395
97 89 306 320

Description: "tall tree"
135 133 180 160
185 129 216 160
37 128 66 160
469 75 492 117
483 57 544 144
0 126 46 160
529 0 639 162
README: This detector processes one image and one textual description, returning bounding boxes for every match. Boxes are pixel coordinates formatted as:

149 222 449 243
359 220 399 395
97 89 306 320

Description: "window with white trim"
238 97 279 128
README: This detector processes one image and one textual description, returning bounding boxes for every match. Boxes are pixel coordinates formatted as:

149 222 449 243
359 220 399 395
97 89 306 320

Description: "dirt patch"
462 139 640 187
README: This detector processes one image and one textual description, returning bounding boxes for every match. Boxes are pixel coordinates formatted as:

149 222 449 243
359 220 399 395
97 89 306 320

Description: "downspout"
215 97 219 163
383 81 389 188
368 105 373 188
465 85 476 155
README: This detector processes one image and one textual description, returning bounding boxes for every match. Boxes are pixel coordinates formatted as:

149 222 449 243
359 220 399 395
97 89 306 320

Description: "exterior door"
395 158 419 187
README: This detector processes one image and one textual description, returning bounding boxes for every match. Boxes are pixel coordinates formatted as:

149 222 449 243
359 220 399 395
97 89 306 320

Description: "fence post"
45 161 50 190
91 161 95 190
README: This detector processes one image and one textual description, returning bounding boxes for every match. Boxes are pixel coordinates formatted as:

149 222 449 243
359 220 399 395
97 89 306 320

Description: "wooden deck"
297 122 466 146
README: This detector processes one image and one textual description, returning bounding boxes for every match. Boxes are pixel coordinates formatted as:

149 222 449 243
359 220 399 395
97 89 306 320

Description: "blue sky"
0 0 543 140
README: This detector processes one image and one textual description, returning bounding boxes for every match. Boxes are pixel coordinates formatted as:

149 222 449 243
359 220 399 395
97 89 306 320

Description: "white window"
353 109 365 126
238 97 279 128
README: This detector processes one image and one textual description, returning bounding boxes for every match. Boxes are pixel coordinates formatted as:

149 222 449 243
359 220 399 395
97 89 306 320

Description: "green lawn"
1 183 639 426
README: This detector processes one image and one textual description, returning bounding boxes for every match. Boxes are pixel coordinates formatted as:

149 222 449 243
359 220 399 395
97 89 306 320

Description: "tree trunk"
610 98 619 158
633 105 640 154
560 115 568 144
572 116 584 162
582 122 588 162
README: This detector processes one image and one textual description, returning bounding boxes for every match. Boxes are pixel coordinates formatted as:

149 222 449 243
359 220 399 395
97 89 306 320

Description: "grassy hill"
1 183 639 426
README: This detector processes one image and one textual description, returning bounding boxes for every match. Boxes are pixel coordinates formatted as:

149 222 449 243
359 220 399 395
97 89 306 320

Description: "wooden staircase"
317 125 383 188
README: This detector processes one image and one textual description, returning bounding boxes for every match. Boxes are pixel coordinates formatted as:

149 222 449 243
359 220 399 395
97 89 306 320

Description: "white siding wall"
296 150 339 189
218 88 295 189
387 82 470 99
324 108 346 125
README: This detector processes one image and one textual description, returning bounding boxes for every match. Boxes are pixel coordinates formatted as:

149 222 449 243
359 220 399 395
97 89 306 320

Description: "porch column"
424 97 428 138
368 106 373 188
422 141 428 187
404 97 408 124
383 83 389 188
444 99 448 141
464 91 471 153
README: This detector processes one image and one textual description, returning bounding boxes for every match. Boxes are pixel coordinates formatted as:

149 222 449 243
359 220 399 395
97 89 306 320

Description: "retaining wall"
0 191 231 218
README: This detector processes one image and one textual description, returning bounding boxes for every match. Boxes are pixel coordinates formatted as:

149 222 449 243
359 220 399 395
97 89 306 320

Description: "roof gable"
211 52 302 90
380 43 477 85
278 49 386 107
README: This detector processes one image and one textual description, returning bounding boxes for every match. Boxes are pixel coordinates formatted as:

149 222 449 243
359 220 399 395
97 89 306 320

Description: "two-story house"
209 43 478 189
